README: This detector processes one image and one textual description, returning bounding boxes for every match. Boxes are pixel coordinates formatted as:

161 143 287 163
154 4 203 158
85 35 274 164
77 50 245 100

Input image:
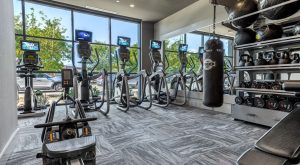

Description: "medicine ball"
259 0 300 20
294 22 300 35
256 24 283 41
235 28 257 45
228 0 259 28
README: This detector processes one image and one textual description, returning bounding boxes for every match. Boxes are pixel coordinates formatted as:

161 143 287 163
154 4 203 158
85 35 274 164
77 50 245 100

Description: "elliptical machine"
148 40 170 107
186 47 205 92
35 69 97 165
17 41 46 118
167 44 189 105
112 36 152 112
73 30 110 116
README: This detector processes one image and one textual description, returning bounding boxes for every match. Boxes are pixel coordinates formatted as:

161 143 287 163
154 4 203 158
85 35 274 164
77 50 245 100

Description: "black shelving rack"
229 0 300 127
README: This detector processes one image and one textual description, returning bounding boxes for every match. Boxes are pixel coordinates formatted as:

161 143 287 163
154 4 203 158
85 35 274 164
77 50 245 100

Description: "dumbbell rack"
233 34 300 127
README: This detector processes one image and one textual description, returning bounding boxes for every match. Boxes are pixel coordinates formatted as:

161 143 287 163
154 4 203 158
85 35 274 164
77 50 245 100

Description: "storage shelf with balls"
223 0 299 25
235 63 300 71
235 87 296 96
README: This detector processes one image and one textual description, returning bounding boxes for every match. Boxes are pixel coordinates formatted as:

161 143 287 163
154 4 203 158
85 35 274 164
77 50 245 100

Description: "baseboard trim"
0 128 19 164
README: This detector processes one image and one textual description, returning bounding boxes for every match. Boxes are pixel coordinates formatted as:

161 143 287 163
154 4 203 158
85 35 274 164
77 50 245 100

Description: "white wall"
154 1 228 40
0 0 18 156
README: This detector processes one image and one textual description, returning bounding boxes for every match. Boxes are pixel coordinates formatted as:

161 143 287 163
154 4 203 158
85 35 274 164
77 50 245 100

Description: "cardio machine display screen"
117 36 131 47
21 41 40 52
23 53 38 65
75 30 93 42
150 40 161 50
179 44 188 53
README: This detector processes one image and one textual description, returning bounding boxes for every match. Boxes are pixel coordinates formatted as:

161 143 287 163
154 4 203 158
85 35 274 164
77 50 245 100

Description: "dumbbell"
271 81 282 90
235 96 244 105
254 97 265 108
278 99 293 112
240 82 252 88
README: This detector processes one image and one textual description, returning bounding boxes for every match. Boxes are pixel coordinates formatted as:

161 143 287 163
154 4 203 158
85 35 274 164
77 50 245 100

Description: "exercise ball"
294 22 300 35
228 0 259 28
235 28 257 45
259 0 300 20
256 24 283 41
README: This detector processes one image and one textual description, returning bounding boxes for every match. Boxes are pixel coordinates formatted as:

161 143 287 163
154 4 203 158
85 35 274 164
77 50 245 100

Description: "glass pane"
25 2 72 40
221 38 230 56
187 53 201 75
164 35 184 51
111 19 139 47
186 33 202 53
26 38 72 71
74 12 109 44
14 0 23 34
165 51 180 74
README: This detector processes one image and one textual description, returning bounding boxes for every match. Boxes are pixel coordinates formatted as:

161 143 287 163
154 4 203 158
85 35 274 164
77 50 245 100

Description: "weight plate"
244 97 254 107
266 98 279 110
254 97 265 108
235 97 244 105
279 100 293 112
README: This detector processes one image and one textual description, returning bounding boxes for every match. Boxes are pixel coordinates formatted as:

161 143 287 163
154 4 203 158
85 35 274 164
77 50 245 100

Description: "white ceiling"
53 0 199 22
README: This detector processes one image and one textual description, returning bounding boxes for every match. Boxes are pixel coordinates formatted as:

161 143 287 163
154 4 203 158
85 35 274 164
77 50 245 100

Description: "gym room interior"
0 0 300 164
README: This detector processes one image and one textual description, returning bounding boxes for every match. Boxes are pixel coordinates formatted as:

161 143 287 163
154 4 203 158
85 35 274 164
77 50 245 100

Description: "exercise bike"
167 44 190 106
73 30 110 116
112 36 152 112
35 69 97 165
148 40 170 107
17 41 46 118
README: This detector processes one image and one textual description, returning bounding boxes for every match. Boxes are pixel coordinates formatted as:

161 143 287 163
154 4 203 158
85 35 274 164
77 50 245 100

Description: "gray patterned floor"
1 105 268 165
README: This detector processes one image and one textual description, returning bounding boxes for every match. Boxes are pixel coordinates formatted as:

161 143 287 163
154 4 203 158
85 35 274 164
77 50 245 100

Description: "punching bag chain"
213 5 216 36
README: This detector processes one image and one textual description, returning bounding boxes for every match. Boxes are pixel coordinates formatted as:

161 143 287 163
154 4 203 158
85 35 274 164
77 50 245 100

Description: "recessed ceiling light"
129 4 135 8
116 0 120 2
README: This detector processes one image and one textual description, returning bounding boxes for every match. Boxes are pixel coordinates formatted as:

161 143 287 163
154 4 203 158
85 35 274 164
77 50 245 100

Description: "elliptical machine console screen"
179 44 188 53
75 30 92 42
117 36 131 47
150 40 161 50
23 53 38 65
61 69 73 88
21 41 40 52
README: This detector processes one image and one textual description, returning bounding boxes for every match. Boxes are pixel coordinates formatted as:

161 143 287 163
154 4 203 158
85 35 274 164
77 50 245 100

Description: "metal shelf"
235 63 300 71
235 35 300 50
235 87 296 96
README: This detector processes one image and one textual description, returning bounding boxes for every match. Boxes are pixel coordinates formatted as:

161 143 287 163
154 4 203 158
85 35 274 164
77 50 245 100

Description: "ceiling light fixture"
116 0 120 2
129 0 135 7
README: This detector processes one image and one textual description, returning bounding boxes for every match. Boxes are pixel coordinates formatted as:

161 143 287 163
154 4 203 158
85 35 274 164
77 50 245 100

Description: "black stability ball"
256 24 283 41
259 0 300 20
228 0 259 28
294 22 300 35
235 28 257 45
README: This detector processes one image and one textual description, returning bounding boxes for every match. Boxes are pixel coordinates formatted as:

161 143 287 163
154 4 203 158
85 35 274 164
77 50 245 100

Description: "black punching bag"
203 5 224 107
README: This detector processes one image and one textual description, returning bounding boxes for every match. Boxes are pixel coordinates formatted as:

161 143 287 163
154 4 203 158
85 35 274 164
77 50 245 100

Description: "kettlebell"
279 51 291 64
268 52 278 65
245 56 254 66
290 53 300 64
239 54 250 66
255 52 267 65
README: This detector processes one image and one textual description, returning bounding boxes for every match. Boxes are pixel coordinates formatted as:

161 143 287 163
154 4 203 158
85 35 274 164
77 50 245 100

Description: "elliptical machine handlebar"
34 117 97 128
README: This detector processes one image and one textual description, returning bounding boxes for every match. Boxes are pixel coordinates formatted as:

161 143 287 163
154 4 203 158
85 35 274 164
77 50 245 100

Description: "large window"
14 0 141 102
14 1 141 72
164 32 233 75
